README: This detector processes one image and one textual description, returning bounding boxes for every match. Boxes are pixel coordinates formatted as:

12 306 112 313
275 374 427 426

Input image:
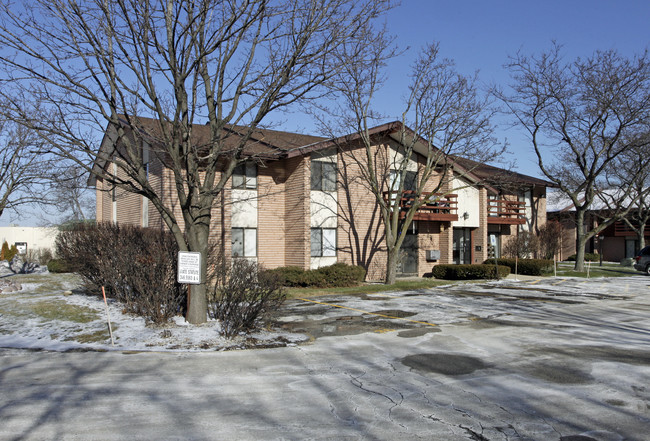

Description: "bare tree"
498 44 650 271
323 42 501 284
538 219 563 260
0 115 53 219
597 137 650 252
0 0 391 323
50 165 94 223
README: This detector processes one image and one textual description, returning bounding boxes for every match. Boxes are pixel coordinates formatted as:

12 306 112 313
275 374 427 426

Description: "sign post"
177 251 202 321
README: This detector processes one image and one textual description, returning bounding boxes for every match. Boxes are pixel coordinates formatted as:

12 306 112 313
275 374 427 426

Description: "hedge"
430 264 510 280
267 263 366 288
482 258 553 276
566 253 600 262
47 258 74 273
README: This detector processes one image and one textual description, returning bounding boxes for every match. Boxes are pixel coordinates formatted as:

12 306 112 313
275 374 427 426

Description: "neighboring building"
547 194 650 261
90 118 551 280
0 226 58 255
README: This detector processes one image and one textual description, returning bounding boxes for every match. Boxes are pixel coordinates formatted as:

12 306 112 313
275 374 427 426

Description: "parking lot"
2 276 650 440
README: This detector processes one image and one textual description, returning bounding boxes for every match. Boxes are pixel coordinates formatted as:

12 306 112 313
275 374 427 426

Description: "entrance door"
625 239 639 258
453 228 472 264
488 232 500 259
398 234 418 274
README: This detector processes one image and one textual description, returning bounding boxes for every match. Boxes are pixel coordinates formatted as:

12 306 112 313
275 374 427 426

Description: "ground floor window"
232 228 257 257
311 228 336 257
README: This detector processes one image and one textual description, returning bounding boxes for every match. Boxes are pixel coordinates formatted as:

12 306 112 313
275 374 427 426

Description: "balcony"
383 191 458 222
487 199 526 225
613 221 647 236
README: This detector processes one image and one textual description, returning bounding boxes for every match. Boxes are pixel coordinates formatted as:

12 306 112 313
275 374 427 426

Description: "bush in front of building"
482 258 553 276
267 263 366 288
208 258 286 337
566 253 600 262
55 222 185 325
430 264 510 280
268 266 309 287
502 231 539 258
313 263 366 287
26 247 54 266
47 258 74 273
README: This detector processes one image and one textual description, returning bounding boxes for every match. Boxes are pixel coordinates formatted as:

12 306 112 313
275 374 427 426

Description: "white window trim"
142 147 149 227
311 227 337 257
111 162 117 223
232 227 257 257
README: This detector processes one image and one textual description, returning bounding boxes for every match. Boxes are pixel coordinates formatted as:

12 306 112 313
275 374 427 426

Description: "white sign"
177 251 202 284
15 242 27 255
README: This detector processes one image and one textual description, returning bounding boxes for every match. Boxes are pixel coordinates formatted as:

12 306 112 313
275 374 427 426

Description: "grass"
285 262 646 298
285 278 451 298
28 299 100 323
544 261 641 278
65 326 118 344
6 272 84 294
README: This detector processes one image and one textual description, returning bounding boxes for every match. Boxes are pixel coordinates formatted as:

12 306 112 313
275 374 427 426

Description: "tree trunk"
185 223 211 324
385 247 398 285
639 224 646 251
574 210 586 272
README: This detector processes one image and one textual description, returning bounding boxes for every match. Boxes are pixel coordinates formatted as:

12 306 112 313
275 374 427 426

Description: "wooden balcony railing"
382 191 458 221
614 221 641 236
487 199 526 225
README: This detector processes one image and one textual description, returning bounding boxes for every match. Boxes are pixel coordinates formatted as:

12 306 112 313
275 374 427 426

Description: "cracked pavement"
1 276 650 440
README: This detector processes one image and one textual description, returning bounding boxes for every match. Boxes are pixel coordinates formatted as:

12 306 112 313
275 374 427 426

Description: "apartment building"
91 118 550 280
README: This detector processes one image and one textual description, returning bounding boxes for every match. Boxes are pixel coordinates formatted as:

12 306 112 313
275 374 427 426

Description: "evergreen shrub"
482 258 553 276
566 253 600 262
430 264 510 280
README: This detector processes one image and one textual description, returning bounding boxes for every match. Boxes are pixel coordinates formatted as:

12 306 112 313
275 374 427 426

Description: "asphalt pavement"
1 276 649 440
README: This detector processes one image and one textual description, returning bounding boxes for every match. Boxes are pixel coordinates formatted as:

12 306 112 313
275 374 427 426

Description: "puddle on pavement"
523 362 593 384
560 436 597 441
273 299 434 340
447 290 585 304
273 314 419 339
467 318 531 329
373 309 417 318
401 353 489 375
397 328 439 338
526 346 650 366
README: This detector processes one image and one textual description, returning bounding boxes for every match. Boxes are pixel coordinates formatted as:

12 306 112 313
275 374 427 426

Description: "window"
389 170 417 191
232 162 257 189
232 228 257 257
311 228 336 257
311 161 336 191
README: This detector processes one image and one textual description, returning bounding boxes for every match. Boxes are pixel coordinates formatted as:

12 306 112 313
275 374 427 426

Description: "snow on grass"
0 272 307 352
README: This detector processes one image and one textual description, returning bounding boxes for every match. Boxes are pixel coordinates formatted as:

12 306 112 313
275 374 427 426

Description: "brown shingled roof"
451 155 556 188
116 115 326 158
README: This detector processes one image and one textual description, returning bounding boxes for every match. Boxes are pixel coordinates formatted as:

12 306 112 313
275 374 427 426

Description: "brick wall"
337 142 389 281
283 156 310 268
257 161 287 269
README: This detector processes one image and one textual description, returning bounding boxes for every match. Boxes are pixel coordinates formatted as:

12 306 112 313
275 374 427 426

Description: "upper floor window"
389 170 417 192
311 160 336 192
232 162 257 189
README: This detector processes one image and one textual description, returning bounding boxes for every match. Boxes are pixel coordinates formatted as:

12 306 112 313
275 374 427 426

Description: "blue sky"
389 1 650 176
281 0 650 178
